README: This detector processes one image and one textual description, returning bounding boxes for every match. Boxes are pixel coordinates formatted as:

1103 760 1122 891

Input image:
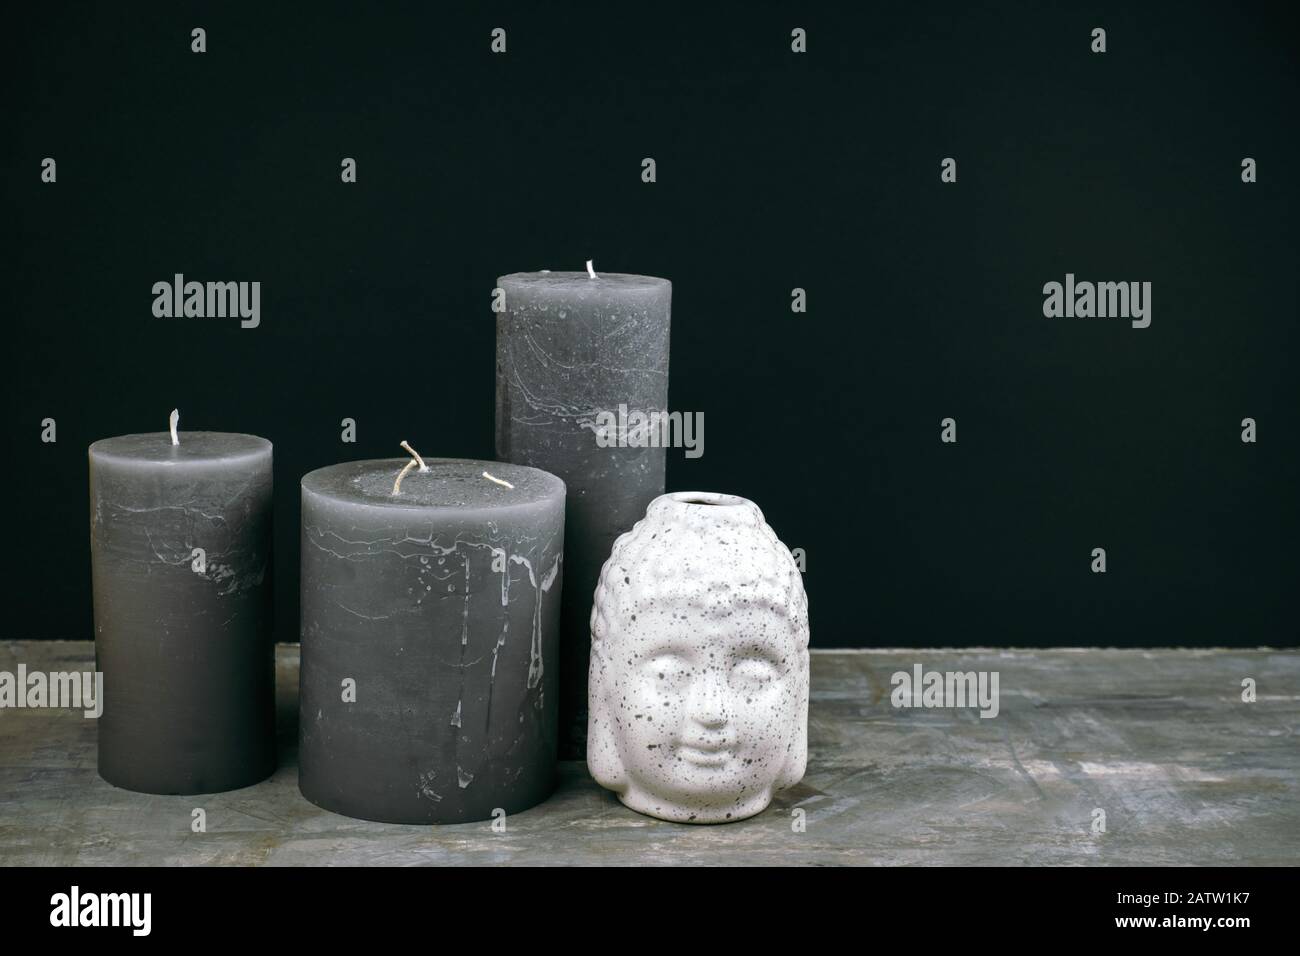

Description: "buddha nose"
688 670 730 728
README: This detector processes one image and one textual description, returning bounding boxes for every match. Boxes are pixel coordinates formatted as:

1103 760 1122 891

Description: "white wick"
586 260 597 279
392 441 429 496
169 409 180 445
482 471 515 489
401 440 428 472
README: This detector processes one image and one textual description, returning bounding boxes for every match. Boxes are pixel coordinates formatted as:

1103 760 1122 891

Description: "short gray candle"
496 267 671 758
89 416 275 794
298 452 565 824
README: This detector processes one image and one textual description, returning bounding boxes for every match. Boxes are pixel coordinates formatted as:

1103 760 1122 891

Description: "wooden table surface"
1 641 1296 865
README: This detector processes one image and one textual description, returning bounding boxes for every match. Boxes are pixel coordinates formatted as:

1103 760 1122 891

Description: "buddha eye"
645 654 691 691
731 657 779 686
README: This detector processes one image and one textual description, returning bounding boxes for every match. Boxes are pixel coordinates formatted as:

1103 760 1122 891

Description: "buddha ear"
586 648 628 792
776 723 808 791
776 665 810 790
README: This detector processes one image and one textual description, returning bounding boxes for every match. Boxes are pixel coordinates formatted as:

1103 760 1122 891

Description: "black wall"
4 2 1297 647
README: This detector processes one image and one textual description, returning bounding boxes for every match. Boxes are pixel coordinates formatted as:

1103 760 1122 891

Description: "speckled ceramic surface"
588 491 810 823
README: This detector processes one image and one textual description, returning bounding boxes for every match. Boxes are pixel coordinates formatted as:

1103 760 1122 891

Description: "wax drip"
392 440 429 496
482 471 514 489
461 554 470 646
169 409 180 446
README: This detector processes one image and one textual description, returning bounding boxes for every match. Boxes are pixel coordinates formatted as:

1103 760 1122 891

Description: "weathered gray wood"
1 641 1296 865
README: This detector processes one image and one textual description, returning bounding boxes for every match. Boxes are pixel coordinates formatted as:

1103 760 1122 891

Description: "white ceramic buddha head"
588 492 810 823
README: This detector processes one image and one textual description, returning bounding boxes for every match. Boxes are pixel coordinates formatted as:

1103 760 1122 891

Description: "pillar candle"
89 417 275 794
495 267 671 758
298 452 565 824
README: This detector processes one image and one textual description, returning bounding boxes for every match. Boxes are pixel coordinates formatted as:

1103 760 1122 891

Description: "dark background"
3 2 1297 648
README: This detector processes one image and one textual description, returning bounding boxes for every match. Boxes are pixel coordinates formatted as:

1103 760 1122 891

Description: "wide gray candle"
89 421 275 794
298 453 565 824
496 268 671 758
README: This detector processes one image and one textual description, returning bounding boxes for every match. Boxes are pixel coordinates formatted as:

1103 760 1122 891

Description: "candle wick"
401 440 429 472
392 441 429 496
169 409 180 446
585 260 597 279
482 471 515 490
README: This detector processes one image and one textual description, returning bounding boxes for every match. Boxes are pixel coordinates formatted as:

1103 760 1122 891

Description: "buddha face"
588 492 809 823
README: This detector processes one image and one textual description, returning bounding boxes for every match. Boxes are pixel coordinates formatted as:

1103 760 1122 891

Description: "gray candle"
89 416 275 794
298 451 565 824
496 267 671 758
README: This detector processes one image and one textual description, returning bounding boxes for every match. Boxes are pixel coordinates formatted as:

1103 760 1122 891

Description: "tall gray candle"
496 266 671 758
89 413 275 794
298 450 565 824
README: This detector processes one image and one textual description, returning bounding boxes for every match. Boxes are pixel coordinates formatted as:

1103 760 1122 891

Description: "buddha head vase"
588 491 810 823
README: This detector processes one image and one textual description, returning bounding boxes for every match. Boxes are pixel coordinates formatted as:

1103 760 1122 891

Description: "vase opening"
669 492 745 508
